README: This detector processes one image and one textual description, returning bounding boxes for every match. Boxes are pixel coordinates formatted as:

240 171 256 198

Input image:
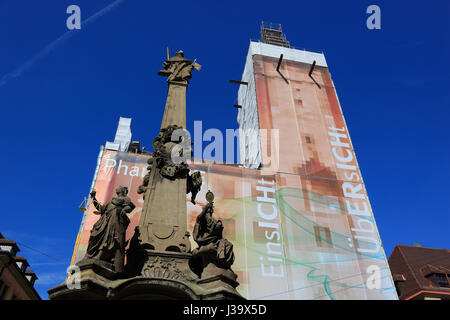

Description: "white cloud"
34 272 66 286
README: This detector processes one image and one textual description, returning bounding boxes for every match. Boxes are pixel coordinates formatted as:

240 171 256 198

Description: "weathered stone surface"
49 51 242 300
79 186 135 274
131 52 201 256
189 191 238 285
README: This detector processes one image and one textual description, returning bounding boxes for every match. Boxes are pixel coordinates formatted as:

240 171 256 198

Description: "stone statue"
190 191 236 280
137 158 153 198
137 126 203 204
152 125 189 180
158 50 201 82
186 171 202 205
84 186 135 273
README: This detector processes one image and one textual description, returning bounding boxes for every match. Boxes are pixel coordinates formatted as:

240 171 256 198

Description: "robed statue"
158 50 201 82
84 186 135 273
189 191 236 279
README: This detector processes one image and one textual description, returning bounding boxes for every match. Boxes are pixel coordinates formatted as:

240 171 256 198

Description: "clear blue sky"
0 0 448 299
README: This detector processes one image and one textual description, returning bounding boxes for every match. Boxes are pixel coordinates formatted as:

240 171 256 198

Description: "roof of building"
24 269 38 282
389 245 450 299
13 255 28 262
0 233 40 299
0 238 18 246
24 269 37 276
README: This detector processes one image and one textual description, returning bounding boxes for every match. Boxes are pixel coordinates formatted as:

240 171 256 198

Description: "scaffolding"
260 21 290 48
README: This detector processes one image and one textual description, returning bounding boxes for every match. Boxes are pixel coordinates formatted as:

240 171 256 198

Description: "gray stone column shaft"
138 80 189 251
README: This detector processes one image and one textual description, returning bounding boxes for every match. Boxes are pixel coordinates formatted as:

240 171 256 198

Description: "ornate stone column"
48 51 243 300
136 83 190 253
127 51 199 260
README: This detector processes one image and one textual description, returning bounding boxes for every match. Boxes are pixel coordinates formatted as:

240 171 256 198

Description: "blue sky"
0 1 448 299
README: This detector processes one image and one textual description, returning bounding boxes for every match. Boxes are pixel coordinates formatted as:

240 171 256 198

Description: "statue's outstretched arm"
90 190 103 213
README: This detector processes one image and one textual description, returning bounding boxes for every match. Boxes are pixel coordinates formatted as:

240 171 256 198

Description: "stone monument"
78 187 135 276
48 51 243 300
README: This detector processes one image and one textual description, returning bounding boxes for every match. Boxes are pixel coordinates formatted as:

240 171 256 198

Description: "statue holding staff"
83 186 135 274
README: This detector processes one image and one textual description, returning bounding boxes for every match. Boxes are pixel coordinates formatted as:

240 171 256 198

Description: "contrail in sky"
0 0 125 87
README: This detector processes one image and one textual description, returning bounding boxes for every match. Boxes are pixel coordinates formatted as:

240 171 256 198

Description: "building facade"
69 24 397 299
234 23 397 299
0 233 40 300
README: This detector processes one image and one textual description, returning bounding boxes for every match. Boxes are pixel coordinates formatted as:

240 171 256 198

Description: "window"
435 274 450 287
314 226 332 247
392 274 406 297
16 261 23 270
426 273 450 288
394 281 404 296
0 245 17 256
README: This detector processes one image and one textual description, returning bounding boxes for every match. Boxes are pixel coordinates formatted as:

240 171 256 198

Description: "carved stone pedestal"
48 259 124 300
123 248 243 300
77 258 117 280
197 274 241 300
48 252 243 300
